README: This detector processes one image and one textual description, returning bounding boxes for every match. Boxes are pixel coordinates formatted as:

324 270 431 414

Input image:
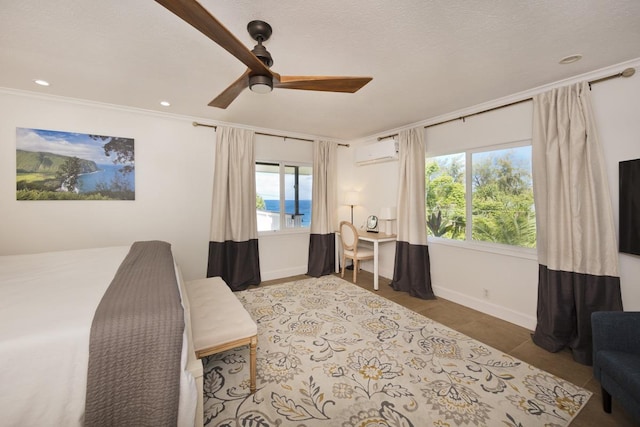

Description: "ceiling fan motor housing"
247 20 274 92
251 43 273 67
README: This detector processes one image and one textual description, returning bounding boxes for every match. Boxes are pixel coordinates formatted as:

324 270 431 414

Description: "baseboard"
358 265 394 282
260 265 308 282
357 269 536 330
432 285 537 331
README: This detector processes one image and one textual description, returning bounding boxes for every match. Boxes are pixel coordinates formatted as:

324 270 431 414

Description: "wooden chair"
339 221 374 283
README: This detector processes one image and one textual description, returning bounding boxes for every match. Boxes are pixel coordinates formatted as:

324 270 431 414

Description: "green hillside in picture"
16 150 106 200
16 149 98 174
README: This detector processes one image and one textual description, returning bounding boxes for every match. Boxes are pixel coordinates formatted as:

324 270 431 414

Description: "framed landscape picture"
16 128 135 200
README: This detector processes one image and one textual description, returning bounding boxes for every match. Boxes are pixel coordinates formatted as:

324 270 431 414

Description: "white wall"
337 144 399 279
343 59 640 329
424 101 540 328
591 67 640 311
1 90 215 280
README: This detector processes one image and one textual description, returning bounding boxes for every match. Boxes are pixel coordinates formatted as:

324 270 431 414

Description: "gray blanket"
85 241 184 427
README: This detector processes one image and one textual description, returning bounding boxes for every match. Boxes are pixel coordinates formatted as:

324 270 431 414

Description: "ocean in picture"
77 164 135 193
264 199 312 227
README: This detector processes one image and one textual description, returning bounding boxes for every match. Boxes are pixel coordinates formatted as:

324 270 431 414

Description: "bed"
0 241 202 426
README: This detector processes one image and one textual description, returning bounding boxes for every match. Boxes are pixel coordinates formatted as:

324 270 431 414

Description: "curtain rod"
377 67 636 141
192 121 350 147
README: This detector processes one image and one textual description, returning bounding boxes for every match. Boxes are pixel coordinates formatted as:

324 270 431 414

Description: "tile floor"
260 271 637 426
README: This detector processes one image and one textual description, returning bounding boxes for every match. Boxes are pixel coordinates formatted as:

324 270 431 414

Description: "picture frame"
16 127 135 201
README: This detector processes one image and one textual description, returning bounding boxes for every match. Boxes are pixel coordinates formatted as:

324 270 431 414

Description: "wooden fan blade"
155 0 273 76
274 76 372 93
209 69 251 108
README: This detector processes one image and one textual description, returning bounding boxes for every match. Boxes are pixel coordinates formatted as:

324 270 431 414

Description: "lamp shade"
344 191 359 206
379 206 397 220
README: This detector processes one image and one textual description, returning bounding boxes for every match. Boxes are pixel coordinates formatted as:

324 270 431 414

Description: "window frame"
426 139 537 260
255 160 313 235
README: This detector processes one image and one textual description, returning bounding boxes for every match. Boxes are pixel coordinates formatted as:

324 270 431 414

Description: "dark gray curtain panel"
531 82 622 365
534 266 622 365
207 126 261 291
390 127 435 300
207 239 261 290
307 140 337 277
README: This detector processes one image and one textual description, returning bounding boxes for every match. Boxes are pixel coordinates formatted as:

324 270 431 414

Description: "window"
426 142 536 249
256 162 313 232
426 153 466 240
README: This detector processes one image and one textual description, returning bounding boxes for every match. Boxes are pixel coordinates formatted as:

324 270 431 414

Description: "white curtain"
390 127 435 299
307 140 337 276
207 126 261 290
531 81 622 365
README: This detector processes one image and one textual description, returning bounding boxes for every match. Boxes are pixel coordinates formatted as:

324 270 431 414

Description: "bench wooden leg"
250 335 257 393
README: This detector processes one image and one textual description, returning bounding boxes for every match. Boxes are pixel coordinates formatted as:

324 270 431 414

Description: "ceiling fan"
155 0 372 108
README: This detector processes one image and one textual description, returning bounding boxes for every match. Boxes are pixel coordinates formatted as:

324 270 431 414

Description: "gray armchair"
591 311 640 423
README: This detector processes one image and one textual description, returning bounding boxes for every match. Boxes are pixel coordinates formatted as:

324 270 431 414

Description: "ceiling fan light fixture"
249 74 273 94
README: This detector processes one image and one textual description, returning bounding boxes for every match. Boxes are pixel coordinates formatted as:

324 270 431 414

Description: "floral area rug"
203 276 590 426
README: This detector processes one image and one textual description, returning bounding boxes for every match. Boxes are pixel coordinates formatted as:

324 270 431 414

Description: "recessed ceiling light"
160 101 171 107
33 79 50 86
559 54 583 65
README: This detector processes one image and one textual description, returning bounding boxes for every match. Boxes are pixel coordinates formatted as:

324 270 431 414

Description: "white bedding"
0 246 197 426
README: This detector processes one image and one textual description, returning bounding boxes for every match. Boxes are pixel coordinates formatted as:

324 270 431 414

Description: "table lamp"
379 206 397 234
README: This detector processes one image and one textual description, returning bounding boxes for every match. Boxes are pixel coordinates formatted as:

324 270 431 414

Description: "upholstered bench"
185 277 257 394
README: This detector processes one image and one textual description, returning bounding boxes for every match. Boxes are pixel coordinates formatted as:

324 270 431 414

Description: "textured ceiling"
2 0 640 140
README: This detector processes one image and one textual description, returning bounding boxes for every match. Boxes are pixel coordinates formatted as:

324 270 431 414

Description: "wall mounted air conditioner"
355 138 399 165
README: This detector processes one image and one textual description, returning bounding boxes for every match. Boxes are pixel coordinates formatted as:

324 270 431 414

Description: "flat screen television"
619 158 640 255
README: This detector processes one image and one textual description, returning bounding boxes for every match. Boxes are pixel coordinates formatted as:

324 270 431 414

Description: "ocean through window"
256 162 312 232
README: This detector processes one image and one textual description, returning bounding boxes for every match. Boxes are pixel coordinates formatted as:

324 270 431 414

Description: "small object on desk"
366 215 379 233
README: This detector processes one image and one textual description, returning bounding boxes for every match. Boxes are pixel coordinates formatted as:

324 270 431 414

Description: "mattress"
0 245 197 426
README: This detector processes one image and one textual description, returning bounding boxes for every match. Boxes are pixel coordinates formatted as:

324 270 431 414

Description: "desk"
335 229 396 291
